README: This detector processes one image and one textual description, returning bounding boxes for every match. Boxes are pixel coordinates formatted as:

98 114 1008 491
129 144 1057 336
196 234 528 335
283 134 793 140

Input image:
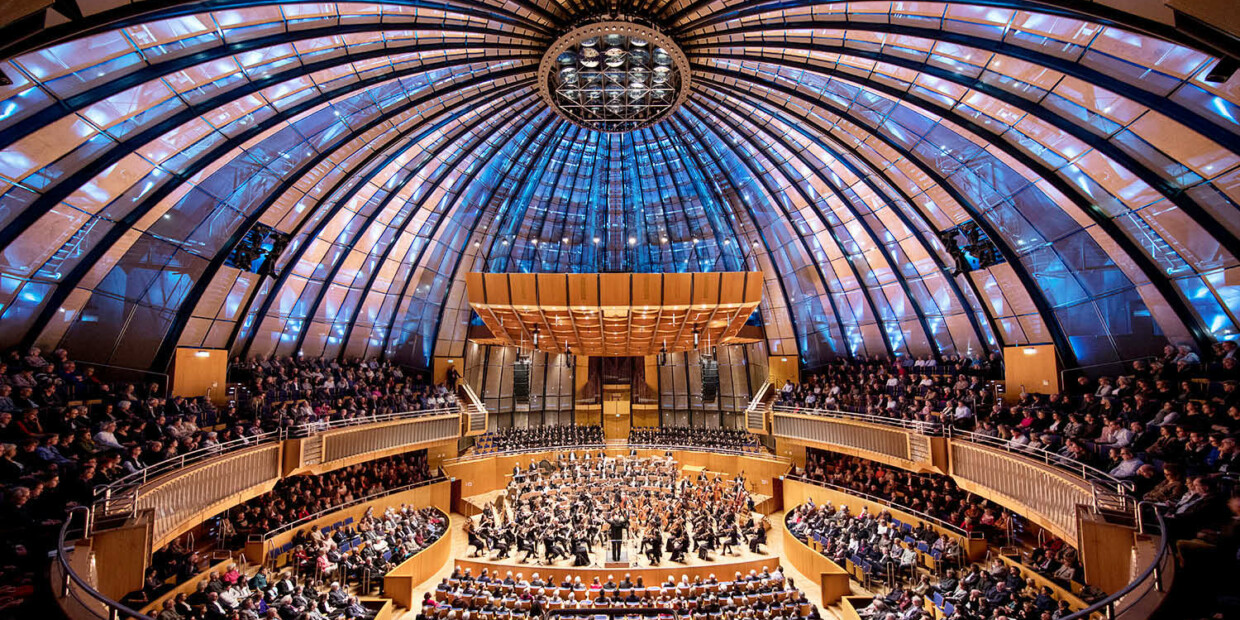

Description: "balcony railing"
56 506 155 620
93 430 285 514
92 406 462 523
768 404 1132 497
1061 507 1170 620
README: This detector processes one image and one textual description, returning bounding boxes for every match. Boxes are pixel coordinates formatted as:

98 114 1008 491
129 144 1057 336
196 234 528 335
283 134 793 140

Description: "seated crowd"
787 501 1083 620
152 564 379 620
283 505 448 591
776 352 1238 522
794 451 1085 587
468 453 763 566
795 451 1026 544
423 565 819 620
474 425 604 453
628 426 760 452
228 356 457 430
145 451 439 598
226 451 434 539
851 560 1075 620
781 346 1240 619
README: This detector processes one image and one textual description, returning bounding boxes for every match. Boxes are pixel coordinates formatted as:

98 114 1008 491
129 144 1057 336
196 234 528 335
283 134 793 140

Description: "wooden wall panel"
664 273 693 307
483 273 511 305
466 273 487 304
92 517 153 600
600 273 631 306
1003 344 1059 398
537 273 568 307
385 513 455 608
433 357 464 386
171 348 228 403
632 273 662 306
767 356 800 386
509 273 538 306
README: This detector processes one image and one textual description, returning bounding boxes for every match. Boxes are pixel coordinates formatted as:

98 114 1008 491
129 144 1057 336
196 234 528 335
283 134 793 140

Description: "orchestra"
465 453 769 567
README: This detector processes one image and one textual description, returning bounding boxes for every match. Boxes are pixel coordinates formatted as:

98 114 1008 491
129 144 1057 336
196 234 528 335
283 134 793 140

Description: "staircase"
1092 481 1138 526
745 382 773 433
459 383 489 435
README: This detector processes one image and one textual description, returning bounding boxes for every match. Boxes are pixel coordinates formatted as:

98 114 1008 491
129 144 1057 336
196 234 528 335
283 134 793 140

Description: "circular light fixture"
539 21 690 133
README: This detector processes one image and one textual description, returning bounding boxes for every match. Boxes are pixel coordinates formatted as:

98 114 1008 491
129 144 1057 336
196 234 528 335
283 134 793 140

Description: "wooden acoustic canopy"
465 272 763 357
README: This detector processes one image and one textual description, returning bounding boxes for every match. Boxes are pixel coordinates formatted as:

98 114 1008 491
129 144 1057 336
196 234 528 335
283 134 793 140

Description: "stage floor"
393 510 870 620
463 490 779 572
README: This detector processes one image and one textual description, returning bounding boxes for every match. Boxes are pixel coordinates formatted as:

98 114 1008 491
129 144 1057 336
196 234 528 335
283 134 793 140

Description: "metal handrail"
93 429 286 503
92 406 463 504
290 405 460 436
769 404 1132 493
1060 507 1169 619
56 506 154 620
770 403 943 433
944 427 1133 494
746 382 772 414
783 474 984 540
248 474 449 542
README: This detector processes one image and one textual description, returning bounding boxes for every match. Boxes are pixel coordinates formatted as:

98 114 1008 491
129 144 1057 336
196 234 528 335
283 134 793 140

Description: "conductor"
607 512 628 562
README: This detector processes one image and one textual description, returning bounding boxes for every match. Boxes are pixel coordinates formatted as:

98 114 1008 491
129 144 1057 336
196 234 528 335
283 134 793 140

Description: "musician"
607 511 628 562
641 526 663 564
465 520 486 557
747 518 768 553
474 454 755 567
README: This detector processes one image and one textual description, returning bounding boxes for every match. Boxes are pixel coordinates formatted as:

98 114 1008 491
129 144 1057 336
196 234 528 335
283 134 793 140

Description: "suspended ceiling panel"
466 272 762 356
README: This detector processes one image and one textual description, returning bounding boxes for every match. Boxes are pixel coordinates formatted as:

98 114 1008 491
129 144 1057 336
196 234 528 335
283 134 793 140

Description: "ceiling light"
539 21 689 133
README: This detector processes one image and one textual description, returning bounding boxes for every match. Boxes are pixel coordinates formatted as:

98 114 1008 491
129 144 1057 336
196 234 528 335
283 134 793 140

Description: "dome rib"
688 81 993 358
656 114 808 357
238 86 542 361
691 68 1082 362
676 17 1240 153
0 0 1237 369
18 62 537 366
692 52 1218 355
385 113 571 361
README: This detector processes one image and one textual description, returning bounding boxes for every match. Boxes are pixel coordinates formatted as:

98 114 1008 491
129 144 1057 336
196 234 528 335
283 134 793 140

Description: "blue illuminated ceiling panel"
0 1 1236 370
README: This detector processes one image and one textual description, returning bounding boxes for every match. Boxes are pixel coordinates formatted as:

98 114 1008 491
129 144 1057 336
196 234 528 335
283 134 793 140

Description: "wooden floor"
393 510 868 620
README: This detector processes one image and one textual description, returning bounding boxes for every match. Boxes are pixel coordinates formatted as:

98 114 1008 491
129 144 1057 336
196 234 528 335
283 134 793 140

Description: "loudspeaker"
514 355 531 404
701 358 719 403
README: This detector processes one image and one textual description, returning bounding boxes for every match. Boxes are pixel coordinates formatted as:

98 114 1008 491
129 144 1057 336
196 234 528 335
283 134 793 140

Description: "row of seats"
436 581 798 603
266 515 357 563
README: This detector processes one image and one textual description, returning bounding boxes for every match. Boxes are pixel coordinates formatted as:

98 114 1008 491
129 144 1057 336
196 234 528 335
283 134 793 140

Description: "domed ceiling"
0 1 1237 371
